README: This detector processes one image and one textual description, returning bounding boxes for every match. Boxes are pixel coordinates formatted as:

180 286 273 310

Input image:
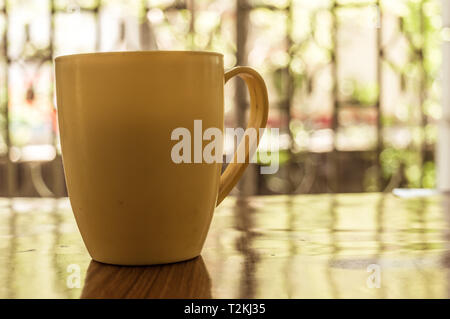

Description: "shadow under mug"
55 51 268 265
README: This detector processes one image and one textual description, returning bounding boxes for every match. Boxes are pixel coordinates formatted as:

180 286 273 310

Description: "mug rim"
55 50 223 62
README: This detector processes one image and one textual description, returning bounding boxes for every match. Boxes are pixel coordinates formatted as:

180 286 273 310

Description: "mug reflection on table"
81 256 211 298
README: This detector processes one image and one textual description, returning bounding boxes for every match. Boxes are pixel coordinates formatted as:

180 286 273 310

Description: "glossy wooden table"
1 193 450 298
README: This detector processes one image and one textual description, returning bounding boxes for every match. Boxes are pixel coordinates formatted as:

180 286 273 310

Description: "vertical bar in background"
285 0 295 194
235 0 256 196
95 0 101 52
2 2 17 197
330 0 339 193
376 0 383 191
438 0 450 190
50 0 63 197
419 0 427 188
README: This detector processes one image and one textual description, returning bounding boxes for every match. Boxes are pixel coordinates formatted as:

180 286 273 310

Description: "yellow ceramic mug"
55 51 268 265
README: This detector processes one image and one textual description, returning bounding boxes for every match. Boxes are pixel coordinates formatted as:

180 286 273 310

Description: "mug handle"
216 66 269 206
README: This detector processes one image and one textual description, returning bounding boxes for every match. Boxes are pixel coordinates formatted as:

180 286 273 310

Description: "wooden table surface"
1 193 450 298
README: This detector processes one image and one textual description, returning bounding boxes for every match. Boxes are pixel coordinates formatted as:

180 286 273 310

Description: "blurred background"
0 0 444 197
